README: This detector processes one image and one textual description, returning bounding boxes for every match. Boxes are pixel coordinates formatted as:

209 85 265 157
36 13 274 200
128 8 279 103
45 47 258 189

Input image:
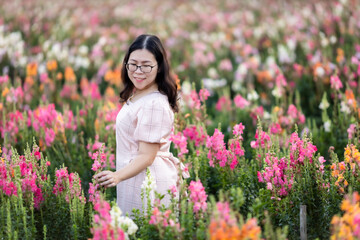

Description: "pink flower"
347 124 356 139
234 94 250 109
215 96 231 111
34 151 41 160
92 160 101 171
45 128 56 146
251 129 271 149
169 185 177 197
0 75 9 84
169 132 189 157
199 89 210 102
188 180 207 213
287 104 298 119
183 125 206 147
219 59 233 71
270 123 282 134
232 123 245 137
330 75 343 91
189 90 201 109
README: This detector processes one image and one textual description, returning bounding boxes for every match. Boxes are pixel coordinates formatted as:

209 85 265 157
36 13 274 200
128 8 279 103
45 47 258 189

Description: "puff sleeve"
133 97 174 143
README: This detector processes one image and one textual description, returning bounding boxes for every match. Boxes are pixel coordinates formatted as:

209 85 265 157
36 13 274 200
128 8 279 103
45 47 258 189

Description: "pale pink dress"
115 91 187 216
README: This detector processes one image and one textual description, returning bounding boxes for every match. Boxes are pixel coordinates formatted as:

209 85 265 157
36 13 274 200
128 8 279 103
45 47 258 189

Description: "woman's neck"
130 84 158 102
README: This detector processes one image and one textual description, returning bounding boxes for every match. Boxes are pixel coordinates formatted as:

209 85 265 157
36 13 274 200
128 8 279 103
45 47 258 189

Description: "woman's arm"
93 141 160 188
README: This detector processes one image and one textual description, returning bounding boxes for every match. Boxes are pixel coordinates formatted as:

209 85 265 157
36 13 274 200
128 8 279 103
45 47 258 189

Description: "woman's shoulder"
142 91 170 108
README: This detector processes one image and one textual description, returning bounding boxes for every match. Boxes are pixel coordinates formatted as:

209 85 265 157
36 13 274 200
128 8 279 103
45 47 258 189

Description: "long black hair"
120 34 179 112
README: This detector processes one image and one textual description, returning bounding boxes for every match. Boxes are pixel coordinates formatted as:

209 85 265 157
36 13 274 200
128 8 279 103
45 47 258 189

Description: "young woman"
94 34 188 216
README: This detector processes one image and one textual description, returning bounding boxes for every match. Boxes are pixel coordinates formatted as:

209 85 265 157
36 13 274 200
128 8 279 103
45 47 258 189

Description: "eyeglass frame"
125 63 158 73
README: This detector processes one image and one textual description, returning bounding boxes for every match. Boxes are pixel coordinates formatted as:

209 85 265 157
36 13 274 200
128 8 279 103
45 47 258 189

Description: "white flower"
319 101 329 110
207 67 218 79
330 36 337 44
315 67 325 77
319 94 330 110
340 102 351 114
264 111 271 120
324 121 331 132
78 45 89 56
340 0 347 5
320 38 329 48
272 86 282 99
110 205 138 238
181 81 192 95
247 90 259 101
141 169 156 192
287 38 297 51
202 78 227 90
237 63 248 76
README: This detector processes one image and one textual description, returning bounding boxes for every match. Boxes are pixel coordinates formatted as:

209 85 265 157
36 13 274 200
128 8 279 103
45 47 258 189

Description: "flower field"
1 0 360 239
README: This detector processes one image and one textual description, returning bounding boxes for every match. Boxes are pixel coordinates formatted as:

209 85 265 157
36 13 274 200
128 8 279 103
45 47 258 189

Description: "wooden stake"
300 205 307 240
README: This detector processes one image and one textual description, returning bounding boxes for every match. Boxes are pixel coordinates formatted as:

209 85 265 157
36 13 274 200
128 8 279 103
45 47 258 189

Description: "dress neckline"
126 90 160 105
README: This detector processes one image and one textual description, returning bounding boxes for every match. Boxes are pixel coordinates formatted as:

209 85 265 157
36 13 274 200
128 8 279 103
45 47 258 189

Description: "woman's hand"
93 171 120 188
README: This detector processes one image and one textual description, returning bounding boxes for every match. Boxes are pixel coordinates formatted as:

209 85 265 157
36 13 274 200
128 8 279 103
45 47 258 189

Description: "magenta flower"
183 125 206 147
45 128 56 146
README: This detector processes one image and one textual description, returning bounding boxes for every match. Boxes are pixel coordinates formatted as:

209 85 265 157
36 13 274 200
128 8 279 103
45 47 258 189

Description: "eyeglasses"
126 63 157 73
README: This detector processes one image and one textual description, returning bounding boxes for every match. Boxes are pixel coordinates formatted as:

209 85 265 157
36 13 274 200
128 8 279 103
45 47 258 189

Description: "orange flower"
336 48 344 63
331 192 360 239
47 60 58 71
25 77 35 86
26 62 38 77
104 69 121 87
345 89 356 110
105 86 116 98
39 139 46 151
65 67 76 82
256 70 272 84
174 74 181 90
339 162 346 171
2 87 9 97
56 72 63 80
94 118 100 132
80 77 89 90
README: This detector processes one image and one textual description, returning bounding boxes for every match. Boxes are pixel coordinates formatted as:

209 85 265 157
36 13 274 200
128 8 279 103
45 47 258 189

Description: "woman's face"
127 49 158 91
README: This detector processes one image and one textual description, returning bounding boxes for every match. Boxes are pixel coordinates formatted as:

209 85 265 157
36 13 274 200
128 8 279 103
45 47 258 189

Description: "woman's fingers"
94 171 109 179
93 171 118 188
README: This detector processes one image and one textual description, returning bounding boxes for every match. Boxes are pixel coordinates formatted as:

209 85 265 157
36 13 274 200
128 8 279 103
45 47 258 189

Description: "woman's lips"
134 77 145 83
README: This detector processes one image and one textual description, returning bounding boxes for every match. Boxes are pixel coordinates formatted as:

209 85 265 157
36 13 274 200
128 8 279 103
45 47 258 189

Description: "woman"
94 34 188 216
